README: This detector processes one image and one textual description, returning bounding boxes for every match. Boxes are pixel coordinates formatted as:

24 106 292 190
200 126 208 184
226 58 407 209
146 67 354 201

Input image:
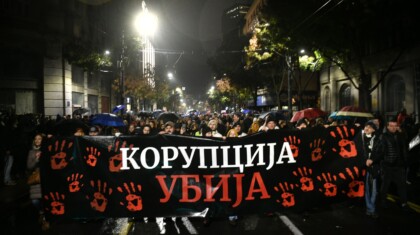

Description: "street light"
134 0 158 111
167 72 173 80
134 1 158 37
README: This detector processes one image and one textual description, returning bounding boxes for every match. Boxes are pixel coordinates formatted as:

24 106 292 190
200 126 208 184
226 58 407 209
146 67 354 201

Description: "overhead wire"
293 0 344 35
288 0 333 35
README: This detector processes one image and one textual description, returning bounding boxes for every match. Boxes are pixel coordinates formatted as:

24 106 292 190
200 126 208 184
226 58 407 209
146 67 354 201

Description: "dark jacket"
354 130 381 177
377 131 408 167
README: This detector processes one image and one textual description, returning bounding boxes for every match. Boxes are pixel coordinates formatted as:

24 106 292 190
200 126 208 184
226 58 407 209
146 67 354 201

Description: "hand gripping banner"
40 125 365 220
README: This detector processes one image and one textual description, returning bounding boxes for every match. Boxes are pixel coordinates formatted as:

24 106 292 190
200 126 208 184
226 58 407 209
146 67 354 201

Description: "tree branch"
369 48 405 93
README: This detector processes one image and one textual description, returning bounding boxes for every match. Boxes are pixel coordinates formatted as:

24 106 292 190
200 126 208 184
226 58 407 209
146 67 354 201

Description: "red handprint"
274 182 296 207
338 166 365 198
67 173 84 193
330 126 357 158
44 192 65 215
317 172 338 197
283 136 301 158
85 147 101 167
309 138 326 162
48 140 73 170
117 182 143 212
292 167 314 192
87 180 113 212
108 140 132 172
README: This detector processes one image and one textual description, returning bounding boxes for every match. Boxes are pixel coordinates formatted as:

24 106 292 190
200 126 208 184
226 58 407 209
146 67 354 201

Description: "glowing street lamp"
167 72 173 80
133 0 158 110
134 1 158 37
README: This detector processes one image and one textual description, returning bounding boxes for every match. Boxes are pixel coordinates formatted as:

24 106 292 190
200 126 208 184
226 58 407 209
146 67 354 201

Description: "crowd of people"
1 108 419 229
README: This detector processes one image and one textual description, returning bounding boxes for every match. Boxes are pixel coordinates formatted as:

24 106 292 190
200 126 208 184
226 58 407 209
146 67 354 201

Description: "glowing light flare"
134 9 158 37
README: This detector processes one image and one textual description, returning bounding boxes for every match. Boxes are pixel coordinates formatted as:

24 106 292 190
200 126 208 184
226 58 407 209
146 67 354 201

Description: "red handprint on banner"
338 166 365 198
283 136 301 158
274 182 296 207
84 147 101 167
117 182 143 212
108 140 132 172
330 126 357 158
87 180 113 212
317 172 338 197
44 192 65 215
292 167 314 192
309 138 326 162
48 140 73 170
67 173 84 193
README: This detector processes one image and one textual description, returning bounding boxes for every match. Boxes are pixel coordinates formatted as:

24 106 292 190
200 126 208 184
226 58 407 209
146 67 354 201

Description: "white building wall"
43 55 72 118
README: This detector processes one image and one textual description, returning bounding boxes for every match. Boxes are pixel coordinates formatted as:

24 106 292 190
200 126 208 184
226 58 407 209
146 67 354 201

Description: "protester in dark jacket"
376 120 409 210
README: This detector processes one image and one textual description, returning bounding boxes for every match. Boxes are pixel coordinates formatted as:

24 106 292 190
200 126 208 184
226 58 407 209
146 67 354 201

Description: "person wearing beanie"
88 126 99 136
364 120 378 132
159 121 175 134
354 119 381 218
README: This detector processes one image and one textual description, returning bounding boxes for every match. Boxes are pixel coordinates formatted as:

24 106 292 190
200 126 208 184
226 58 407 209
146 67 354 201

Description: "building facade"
244 0 419 121
320 46 420 121
0 0 117 118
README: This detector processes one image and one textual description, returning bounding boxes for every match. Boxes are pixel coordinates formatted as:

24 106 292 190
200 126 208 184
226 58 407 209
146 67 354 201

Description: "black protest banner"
40 125 364 220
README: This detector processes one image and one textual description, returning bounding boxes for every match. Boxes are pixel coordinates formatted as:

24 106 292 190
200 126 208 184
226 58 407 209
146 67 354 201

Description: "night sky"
84 0 251 98
149 0 252 97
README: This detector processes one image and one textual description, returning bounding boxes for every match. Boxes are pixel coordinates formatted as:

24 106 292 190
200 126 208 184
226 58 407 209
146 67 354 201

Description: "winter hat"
89 126 99 133
164 121 175 128
365 120 377 131
265 115 276 124
296 118 308 127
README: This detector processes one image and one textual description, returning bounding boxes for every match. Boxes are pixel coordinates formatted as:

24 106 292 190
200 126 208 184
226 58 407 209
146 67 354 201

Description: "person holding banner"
295 118 308 130
232 123 247 137
141 124 152 135
377 120 409 210
355 121 381 218
258 115 278 132
207 119 223 138
247 119 260 135
159 121 175 135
